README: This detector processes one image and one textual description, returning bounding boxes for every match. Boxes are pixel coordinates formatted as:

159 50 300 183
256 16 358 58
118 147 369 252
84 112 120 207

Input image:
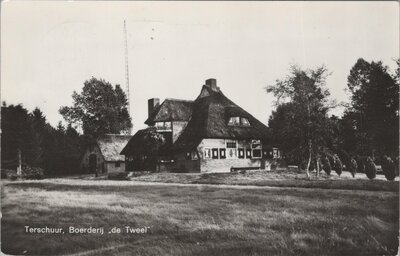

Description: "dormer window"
155 121 172 131
228 117 251 126
241 118 250 126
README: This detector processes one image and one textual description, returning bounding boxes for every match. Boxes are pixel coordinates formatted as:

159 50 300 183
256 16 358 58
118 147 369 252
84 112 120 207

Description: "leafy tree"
267 65 335 177
60 77 132 138
346 58 399 157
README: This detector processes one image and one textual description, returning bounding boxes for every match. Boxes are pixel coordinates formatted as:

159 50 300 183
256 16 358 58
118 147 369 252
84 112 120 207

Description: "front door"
89 154 97 174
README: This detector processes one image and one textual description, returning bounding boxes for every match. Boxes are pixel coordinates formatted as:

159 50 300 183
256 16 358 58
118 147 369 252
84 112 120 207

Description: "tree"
267 65 335 177
1 103 84 176
1 104 37 169
346 58 399 157
59 77 132 138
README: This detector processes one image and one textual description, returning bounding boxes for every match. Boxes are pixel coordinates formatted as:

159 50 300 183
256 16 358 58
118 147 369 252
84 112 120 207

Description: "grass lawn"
128 170 399 192
1 176 398 256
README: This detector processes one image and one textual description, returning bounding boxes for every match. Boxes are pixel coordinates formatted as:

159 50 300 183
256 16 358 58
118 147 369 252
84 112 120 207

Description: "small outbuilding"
80 134 132 175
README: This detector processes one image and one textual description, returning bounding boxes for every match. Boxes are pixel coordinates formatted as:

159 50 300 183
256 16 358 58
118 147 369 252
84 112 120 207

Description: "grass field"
127 170 399 192
1 173 399 256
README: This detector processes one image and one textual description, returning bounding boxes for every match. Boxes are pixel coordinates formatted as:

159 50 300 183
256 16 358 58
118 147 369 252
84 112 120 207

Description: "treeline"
268 58 399 178
1 77 132 177
1 103 87 176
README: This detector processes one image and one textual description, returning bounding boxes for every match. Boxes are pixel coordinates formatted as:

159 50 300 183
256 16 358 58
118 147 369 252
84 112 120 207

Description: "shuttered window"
219 148 226 159
238 148 245 159
204 148 211 159
212 148 219 159
246 149 252 158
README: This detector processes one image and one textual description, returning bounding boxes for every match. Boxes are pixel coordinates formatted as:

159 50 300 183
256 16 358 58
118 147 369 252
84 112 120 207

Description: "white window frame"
225 139 237 159
204 148 211 159
228 117 240 125
241 117 251 126
225 139 237 148
251 139 262 159
273 148 281 159
155 121 172 131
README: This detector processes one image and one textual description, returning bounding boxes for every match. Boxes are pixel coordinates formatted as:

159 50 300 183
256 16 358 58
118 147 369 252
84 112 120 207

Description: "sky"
1 1 399 134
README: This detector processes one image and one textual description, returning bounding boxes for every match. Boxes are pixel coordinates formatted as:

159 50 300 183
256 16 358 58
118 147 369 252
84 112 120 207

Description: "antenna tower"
123 20 131 116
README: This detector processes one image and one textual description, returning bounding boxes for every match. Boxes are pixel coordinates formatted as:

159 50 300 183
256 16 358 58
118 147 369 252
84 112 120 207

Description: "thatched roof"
145 98 193 125
172 83 271 151
97 134 132 161
120 127 170 156
122 80 271 155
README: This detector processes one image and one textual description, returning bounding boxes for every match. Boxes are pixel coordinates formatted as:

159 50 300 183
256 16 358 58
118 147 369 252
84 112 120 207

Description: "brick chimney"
148 98 160 119
205 78 219 92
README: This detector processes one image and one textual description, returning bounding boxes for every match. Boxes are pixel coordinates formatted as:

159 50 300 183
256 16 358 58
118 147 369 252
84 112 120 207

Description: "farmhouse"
121 79 281 173
80 134 132 175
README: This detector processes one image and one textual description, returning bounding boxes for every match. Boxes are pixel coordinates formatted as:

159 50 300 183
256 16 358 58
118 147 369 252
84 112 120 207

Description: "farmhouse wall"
105 162 126 173
197 138 271 173
80 145 105 173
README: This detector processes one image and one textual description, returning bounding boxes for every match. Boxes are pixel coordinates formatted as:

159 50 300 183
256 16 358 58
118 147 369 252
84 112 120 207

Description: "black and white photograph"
1 1 399 255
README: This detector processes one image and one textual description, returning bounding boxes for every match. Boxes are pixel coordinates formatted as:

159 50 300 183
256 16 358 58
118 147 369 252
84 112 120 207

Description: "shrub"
308 160 316 171
382 156 396 181
1 169 15 179
365 157 376 180
356 156 365 173
9 174 18 181
347 158 358 178
270 160 278 170
22 166 45 180
321 156 331 175
333 155 343 176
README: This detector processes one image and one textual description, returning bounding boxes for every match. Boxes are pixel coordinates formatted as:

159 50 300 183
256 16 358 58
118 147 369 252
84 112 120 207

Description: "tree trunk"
17 148 22 176
306 102 312 178
306 139 312 178
316 156 320 177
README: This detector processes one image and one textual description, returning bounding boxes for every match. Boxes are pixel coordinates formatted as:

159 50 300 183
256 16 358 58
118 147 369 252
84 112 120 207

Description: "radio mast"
123 20 131 117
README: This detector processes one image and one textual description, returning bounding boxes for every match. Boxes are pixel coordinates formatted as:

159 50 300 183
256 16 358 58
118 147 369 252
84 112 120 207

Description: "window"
251 140 262 159
212 148 219 159
219 148 226 159
238 148 245 159
115 162 120 167
228 117 251 126
186 151 198 160
273 148 281 159
228 117 240 125
204 148 211 159
191 151 198 160
155 121 172 131
246 149 252 158
241 118 250 126
253 149 262 158
262 149 269 159
226 140 237 148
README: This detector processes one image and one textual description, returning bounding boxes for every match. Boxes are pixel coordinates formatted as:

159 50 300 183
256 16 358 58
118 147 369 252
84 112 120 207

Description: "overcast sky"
1 1 398 134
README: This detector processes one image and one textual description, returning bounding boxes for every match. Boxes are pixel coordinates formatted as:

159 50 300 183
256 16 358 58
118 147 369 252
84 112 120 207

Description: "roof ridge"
165 98 194 103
